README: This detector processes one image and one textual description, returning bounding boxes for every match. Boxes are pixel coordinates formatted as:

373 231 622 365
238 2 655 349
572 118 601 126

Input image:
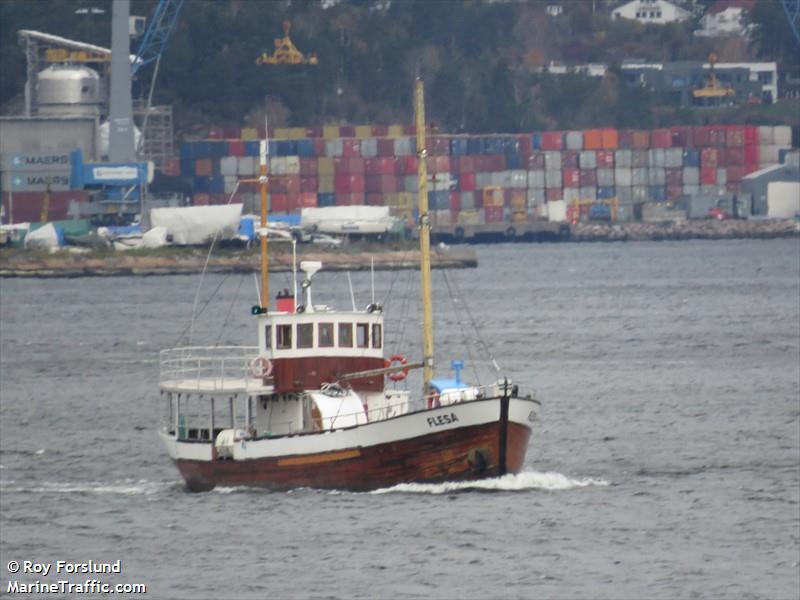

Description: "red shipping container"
701 147 719 167
484 205 504 223
667 185 683 200
743 162 759 175
449 192 460 212
527 152 545 169
540 131 564 150
693 126 711 147
545 188 562 202
665 168 683 187
583 129 603 150
208 128 224 139
270 193 288 212
402 156 418 174
430 136 451 156
403 124 417 136
425 156 437 172
435 156 450 173
193 193 210 206
726 166 744 183
228 140 245 157
312 138 327 156
299 192 318 208
473 156 487 172
285 193 300 212
210 194 228 205
334 157 347 173
378 157 397 174
562 151 579 169
164 158 180 176
700 167 717 185
223 127 240 139
336 192 365 205
724 147 744 166
670 126 693 148
651 129 671 148
459 172 476 191
601 128 619 149
365 175 381 193
300 176 318 193
305 127 322 138
382 174 399 192
285 175 300 195
579 169 597 187
708 127 726 146
744 126 758 146
299 157 318 175
348 157 365 174
458 156 475 172
371 125 388 137
725 126 745 147
487 155 506 171
366 193 384 206
377 138 395 157
239 180 257 193
195 159 213 176
618 129 635 149
744 144 759 164
632 130 650 149
342 139 361 157
339 126 355 137
364 158 379 174
518 134 533 157
563 168 580 187
271 175 287 193
596 150 614 168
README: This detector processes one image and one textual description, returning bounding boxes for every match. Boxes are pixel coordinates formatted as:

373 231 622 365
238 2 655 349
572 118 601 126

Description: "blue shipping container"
180 158 195 177
683 150 700 167
532 133 542 150
451 138 469 156
296 139 314 157
209 176 225 194
648 186 666 201
318 193 336 207
467 137 483 155
194 176 210 193
597 185 616 199
245 141 260 156
276 140 297 156
483 137 504 155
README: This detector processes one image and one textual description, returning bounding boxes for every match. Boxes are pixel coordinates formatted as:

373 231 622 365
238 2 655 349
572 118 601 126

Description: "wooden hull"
173 420 531 493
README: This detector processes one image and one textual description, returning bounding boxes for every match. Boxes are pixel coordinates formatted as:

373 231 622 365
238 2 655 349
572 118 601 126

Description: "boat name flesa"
427 413 459 428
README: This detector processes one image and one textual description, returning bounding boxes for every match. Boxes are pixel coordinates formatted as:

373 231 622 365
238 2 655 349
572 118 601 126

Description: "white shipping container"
617 186 633 204
684 184 700 196
597 168 614 186
615 149 632 168
545 169 562 188
632 185 648 202
224 175 237 194
547 199 567 222
683 167 700 185
579 151 596 169
491 171 508 187
615 168 632 186
700 184 722 197
648 149 665 168
404 175 418 192
361 138 377 157
563 187 580 202
394 137 414 156
285 156 300 174
648 168 665 185
528 188 545 206
579 186 597 200
632 168 648 186
432 209 452 226
758 125 773 145
716 168 727 185
460 191 475 210
565 131 583 150
664 148 683 168
325 139 343 157
767 181 800 218
270 156 286 175
528 170 546 188
220 156 238 176
632 150 648 168
476 172 493 188
773 126 792 146
237 156 256 176
544 151 562 170
509 170 527 188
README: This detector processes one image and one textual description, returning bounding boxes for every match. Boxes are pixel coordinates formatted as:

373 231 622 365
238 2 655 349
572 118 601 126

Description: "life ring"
248 357 273 379
384 354 409 382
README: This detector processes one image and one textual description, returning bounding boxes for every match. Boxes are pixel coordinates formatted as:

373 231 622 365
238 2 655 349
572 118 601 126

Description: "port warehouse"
1 121 797 229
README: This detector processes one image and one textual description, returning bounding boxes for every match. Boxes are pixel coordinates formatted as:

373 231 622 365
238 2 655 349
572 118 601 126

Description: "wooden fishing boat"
159 80 539 492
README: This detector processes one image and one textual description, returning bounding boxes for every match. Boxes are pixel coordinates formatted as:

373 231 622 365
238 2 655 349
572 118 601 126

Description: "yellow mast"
259 118 270 311
415 79 434 388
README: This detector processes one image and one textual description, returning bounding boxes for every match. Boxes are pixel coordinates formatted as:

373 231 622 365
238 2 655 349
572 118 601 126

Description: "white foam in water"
0 479 175 496
371 471 610 495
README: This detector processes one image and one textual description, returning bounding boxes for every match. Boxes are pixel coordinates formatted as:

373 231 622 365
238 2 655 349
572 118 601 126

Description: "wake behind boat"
158 80 539 492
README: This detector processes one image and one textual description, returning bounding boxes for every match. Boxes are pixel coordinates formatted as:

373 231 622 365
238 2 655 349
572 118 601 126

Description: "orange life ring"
384 354 409 382
248 357 273 379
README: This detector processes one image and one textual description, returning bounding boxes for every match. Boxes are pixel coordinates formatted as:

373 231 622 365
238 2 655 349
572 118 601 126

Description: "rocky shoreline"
0 248 478 278
569 219 799 242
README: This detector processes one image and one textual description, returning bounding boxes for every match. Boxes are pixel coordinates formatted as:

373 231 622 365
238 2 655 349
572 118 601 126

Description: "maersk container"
683 149 700 167
615 149 632 168
597 168 614 187
545 169 562 188
565 131 583 150
615 168 632 187
648 168 665 186
544 151 561 170
597 185 615 199
579 151 596 169
528 170 546 188
683 167 700 185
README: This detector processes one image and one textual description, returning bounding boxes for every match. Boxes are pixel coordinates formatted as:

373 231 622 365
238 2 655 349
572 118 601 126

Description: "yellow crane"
693 53 735 99
256 21 318 66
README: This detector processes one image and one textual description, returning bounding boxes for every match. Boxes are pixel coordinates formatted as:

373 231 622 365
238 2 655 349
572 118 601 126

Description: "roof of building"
706 0 756 15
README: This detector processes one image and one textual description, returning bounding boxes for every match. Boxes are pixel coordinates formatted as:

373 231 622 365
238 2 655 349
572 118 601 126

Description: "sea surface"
1 239 799 599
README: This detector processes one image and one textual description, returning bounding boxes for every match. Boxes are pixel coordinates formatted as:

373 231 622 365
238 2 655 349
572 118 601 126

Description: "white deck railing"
160 346 264 392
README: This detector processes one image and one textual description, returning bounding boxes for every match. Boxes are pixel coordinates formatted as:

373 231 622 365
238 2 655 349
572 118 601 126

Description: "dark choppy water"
1 239 798 599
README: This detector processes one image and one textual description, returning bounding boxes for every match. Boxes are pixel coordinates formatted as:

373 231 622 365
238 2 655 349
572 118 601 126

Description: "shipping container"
615 149 632 168
683 167 700 185
648 168 666 185
664 148 683 168
459 171 476 191
597 168 615 187
632 168 648 186
597 185 615 199
565 131 584 150
665 168 682 187
580 169 597 187
670 126 693 148
527 170 546 188
648 149 666 168
632 150 648 168
377 138 395 157
701 147 718 168
394 137 415 156
601 128 619 149
451 137 469 156
615 168 633 187
700 167 717 185
578 151 596 169
583 129 602 150
540 131 563 151
296 139 314 157
325 139 343 157
683 149 700 167
545 187 563 202
651 129 671 148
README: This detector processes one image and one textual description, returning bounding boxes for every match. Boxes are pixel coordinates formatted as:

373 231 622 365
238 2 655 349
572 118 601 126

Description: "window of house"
319 323 334 347
372 324 382 349
276 324 292 349
338 323 353 347
759 71 773 84
356 323 369 348
297 323 314 348
264 325 271 350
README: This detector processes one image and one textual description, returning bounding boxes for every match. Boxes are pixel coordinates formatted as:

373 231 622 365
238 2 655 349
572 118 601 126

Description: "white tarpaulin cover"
150 204 243 245
301 206 396 234
141 226 169 248
24 223 59 249
309 390 367 430
767 182 800 218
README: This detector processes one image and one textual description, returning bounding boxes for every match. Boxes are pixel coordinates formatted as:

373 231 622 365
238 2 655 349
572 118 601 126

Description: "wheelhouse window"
319 322 334 347
372 324 382 349
338 323 353 347
264 325 271 350
276 324 292 349
297 323 314 348
356 323 369 348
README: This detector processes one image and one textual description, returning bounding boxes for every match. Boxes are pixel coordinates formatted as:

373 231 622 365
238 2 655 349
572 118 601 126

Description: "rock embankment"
570 219 799 242
0 248 477 278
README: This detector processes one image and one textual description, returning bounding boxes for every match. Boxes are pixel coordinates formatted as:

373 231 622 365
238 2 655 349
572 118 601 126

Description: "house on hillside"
611 0 692 25
695 0 756 37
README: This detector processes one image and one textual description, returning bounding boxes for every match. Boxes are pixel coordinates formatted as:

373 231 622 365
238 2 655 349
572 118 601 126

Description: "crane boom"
780 0 800 46
132 0 184 75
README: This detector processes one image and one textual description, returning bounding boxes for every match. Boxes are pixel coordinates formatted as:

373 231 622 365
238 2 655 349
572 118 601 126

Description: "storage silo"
36 65 103 118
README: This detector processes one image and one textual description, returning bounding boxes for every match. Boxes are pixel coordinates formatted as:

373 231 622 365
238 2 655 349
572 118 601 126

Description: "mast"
259 117 270 311
415 79 434 388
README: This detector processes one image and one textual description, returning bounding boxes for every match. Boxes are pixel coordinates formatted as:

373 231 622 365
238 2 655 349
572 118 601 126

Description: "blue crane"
780 0 800 45
132 0 185 76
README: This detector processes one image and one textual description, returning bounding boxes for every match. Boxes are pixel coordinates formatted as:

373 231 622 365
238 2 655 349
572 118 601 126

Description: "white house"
612 0 692 25
546 4 563 17
695 0 756 37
